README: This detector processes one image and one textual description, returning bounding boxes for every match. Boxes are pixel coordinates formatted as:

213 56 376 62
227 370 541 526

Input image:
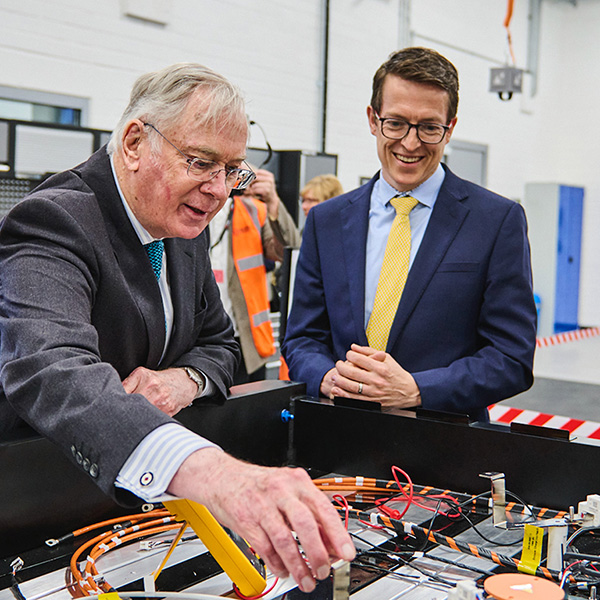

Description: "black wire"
565 526 600 552
458 509 523 547
10 580 26 600
210 200 234 250
350 532 454 589
426 552 496 577
248 120 273 169
416 499 443 552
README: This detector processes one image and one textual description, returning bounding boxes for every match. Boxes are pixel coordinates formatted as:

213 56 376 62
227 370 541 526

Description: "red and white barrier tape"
488 328 600 437
536 327 600 348
489 404 600 440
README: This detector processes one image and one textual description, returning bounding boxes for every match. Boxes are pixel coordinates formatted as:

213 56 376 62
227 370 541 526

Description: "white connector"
447 579 480 600
577 494 600 527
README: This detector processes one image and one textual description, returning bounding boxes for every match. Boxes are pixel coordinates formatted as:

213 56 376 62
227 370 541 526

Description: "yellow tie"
366 195 419 351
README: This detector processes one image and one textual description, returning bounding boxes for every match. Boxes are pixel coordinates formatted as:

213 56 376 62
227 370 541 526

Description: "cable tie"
132 524 140 532
370 513 379 525
98 543 109 551
356 476 364 487
10 557 24 575
139 541 155 551
403 522 414 535
86 556 95 565
335 477 343 483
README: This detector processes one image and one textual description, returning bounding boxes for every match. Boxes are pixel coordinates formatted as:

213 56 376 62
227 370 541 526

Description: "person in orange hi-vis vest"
209 168 301 384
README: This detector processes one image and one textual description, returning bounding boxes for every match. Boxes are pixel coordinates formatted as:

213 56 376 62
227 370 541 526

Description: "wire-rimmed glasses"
144 123 256 190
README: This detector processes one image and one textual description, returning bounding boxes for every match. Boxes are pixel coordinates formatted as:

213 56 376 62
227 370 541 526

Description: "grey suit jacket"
0 147 240 503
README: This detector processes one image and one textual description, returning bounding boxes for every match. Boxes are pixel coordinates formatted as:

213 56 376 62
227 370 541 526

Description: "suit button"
71 445 77 457
89 463 99 478
82 458 90 472
76 452 83 465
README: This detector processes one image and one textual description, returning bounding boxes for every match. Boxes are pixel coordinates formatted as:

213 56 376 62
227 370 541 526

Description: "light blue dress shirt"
109 157 218 501
364 164 446 329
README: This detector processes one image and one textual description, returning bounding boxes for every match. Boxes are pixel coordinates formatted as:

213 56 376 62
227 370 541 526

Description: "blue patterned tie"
144 240 164 281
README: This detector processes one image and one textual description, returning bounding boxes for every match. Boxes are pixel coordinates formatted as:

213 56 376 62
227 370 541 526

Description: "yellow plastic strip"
518 524 544 574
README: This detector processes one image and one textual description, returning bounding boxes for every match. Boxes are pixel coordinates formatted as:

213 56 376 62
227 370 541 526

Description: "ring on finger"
357 382 363 395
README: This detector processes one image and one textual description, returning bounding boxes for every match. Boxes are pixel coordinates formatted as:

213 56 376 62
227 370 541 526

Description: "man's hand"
122 367 196 416
246 169 280 219
330 344 422 409
167 448 356 593
319 367 339 398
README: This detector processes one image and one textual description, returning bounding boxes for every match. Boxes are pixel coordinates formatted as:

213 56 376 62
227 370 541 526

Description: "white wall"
0 0 599 324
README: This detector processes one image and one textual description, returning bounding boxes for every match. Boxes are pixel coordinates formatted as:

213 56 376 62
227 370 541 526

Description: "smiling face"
367 75 456 192
119 90 248 239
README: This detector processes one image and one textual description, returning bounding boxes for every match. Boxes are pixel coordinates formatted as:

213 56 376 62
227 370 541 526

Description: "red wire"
232 577 279 600
333 494 350 529
390 465 414 520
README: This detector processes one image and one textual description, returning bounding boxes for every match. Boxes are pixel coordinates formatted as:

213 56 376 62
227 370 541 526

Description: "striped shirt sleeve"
115 423 221 501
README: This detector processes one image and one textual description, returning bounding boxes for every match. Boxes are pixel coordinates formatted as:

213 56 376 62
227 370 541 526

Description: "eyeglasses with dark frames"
374 113 450 145
143 122 256 190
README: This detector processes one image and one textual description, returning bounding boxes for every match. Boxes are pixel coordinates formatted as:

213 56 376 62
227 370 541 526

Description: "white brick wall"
0 0 599 325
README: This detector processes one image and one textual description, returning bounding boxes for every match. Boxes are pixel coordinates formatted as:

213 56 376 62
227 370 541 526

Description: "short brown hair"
370 47 459 123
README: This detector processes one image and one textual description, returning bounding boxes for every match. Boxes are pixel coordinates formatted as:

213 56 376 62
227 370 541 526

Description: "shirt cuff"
115 423 220 501
199 371 215 398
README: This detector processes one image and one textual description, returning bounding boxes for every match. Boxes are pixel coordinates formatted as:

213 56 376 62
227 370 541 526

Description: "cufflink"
140 472 154 486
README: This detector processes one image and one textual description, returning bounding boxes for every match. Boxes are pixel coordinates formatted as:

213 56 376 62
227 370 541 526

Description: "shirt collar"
374 163 446 210
109 155 160 245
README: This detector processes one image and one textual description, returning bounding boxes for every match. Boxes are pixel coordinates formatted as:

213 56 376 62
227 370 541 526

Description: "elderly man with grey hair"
0 63 354 592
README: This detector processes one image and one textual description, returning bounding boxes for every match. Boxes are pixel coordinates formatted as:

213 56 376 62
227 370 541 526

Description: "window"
0 85 88 127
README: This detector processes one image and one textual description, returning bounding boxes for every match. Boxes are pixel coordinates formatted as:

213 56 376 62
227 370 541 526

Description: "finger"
301 487 356 564
350 343 387 361
238 522 289 580
345 350 377 371
256 507 316 591
334 359 360 380
122 369 143 393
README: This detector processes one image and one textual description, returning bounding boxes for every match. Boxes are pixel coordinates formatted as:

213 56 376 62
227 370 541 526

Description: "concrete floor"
506 334 600 422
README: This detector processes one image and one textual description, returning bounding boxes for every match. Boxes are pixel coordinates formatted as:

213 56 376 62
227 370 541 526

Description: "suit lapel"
386 168 470 351
161 237 197 365
79 149 167 367
340 180 374 346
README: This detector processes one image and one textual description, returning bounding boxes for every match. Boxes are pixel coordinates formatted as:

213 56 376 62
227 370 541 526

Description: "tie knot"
390 195 419 216
144 240 164 281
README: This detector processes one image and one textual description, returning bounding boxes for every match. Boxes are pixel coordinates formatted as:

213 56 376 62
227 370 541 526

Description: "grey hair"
107 63 247 155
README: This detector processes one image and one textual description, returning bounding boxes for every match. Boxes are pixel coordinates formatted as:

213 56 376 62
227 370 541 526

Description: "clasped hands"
320 343 422 409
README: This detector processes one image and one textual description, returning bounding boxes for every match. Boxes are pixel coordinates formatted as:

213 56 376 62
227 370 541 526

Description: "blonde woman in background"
301 174 343 217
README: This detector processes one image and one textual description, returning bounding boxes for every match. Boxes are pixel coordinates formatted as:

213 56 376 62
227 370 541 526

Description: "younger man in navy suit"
282 47 537 421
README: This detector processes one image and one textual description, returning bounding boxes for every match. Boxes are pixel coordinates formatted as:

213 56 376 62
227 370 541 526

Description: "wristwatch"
183 366 205 399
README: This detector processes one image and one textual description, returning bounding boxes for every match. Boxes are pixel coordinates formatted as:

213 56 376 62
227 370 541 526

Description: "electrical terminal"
447 579 481 600
576 494 600 527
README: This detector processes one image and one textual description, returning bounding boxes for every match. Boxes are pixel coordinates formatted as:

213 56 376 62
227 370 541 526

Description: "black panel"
291 398 600 510
0 380 304 560
177 379 305 466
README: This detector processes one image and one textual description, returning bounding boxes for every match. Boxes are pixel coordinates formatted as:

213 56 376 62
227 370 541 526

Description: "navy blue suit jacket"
282 166 537 421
